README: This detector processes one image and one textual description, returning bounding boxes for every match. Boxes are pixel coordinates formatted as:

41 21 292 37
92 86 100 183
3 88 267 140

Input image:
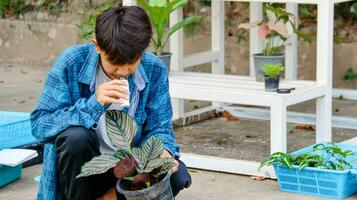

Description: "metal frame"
123 0 355 177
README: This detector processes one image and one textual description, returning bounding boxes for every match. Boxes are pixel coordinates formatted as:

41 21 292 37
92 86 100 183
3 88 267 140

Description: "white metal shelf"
170 72 326 107
123 0 346 177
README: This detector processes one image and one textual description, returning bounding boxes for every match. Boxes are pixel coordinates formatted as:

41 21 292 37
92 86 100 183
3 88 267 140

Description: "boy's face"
93 39 140 79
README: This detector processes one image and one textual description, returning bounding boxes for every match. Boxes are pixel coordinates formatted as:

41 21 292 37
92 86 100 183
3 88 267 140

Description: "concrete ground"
3 164 357 200
1 63 357 199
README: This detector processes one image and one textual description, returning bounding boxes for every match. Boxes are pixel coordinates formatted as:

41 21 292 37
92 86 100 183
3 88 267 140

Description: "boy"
31 6 191 200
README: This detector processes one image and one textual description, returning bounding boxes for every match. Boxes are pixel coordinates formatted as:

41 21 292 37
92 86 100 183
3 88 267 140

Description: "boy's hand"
160 150 179 173
96 80 129 107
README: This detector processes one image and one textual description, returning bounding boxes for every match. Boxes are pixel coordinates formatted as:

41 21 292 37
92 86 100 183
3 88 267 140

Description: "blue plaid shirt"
30 43 180 200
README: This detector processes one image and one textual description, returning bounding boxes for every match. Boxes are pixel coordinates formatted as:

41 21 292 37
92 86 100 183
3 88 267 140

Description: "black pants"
55 126 192 200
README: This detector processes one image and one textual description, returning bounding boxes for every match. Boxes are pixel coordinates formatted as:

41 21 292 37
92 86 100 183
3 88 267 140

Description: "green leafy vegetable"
262 63 284 77
260 143 355 171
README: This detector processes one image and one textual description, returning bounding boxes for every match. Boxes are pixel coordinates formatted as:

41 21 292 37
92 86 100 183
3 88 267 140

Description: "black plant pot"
116 171 174 200
264 75 280 92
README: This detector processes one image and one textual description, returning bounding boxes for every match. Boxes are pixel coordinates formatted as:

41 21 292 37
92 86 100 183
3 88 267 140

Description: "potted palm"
76 110 176 200
262 63 284 92
238 4 311 82
137 0 201 70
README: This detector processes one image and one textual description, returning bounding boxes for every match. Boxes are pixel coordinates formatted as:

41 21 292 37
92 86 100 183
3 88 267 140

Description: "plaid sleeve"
140 60 180 158
30 48 105 140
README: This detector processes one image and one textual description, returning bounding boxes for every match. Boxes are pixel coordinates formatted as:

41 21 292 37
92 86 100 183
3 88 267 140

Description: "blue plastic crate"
0 111 38 149
274 143 357 200
0 164 22 187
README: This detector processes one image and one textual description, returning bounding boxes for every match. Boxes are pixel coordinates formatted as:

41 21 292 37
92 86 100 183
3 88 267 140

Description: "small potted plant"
137 0 201 70
76 110 176 200
238 4 311 82
262 63 284 92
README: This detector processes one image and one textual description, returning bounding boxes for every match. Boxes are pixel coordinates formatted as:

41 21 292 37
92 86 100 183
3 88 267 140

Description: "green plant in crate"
262 63 284 78
137 0 201 56
260 143 355 171
76 110 175 190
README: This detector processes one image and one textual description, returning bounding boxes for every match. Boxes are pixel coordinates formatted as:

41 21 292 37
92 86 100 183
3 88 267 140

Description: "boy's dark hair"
95 6 152 65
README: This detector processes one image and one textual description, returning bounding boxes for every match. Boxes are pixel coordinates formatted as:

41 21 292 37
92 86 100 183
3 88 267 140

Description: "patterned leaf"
113 151 130 160
105 110 138 151
76 155 119 178
144 157 174 173
153 159 176 178
131 147 145 172
140 136 164 165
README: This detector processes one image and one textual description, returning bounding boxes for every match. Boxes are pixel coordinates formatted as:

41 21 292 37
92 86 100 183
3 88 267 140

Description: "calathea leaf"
140 136 164 165
105 110 137 151
144 157 174 173
153 159 176 178
113 151 131 160
114 157 138 179
76 155 119 178
131 147 145 172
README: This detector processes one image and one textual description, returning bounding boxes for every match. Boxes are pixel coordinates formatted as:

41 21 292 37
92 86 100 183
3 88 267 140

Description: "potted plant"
262 63 284 92
137 0 201 70
238 4 311 82
76 110 176 200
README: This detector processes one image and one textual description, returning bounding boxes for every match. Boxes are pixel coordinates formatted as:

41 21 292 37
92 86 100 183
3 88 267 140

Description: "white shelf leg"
212 0 225 109
316 1 334 143
285 3 298 80
270 99 287 153
122 0 136 6
211 1 225 75
170 7 184 120
249 2 263 78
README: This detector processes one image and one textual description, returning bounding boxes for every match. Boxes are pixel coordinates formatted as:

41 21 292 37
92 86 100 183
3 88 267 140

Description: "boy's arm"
30 51 105 141
140 62 180 158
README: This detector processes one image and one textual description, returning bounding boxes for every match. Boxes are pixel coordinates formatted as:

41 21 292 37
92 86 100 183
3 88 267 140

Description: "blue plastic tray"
0 111 38 149
0 164 22 187
274 143 357 200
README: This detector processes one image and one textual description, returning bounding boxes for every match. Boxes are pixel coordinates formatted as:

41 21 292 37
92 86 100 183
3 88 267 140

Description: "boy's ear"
92 38 101 54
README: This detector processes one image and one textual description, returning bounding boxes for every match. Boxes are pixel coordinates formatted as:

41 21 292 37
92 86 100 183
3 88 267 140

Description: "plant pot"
116 171 174 200
253 53 285 82
156 52 172 72
264 75 280 92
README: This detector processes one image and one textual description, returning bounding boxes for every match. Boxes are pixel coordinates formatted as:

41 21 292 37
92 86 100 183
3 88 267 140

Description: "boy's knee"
55 126 98 155
170 160 192 196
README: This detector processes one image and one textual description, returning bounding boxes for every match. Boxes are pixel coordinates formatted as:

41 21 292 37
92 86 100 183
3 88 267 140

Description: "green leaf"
149 0 167 7
113 151 130 160
144 157 174 173
153 159 176 178
141 136 164 165
168 16 201 37
105 110 138 151
168 0 188 12
262 63 284 77
76 155 119 178
131 147 145 170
